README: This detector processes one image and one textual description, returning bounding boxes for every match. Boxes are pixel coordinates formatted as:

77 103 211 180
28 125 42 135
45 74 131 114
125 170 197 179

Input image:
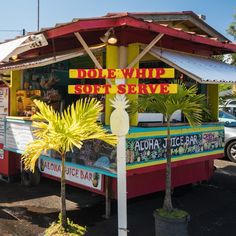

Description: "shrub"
45 214 86 236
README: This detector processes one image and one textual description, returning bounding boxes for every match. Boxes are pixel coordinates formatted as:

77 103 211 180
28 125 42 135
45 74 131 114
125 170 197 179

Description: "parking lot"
0 158 236 236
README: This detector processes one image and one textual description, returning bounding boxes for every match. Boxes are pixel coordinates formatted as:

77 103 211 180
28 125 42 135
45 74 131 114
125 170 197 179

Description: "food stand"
0 12 236 199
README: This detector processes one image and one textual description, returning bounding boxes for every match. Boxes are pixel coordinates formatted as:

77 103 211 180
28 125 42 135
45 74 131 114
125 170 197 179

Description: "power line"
0 29 26 36
0 30 22 32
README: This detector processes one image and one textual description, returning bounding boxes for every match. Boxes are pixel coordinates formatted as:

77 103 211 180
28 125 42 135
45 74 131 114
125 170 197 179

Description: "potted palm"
22 98 117 235
136 81 205 236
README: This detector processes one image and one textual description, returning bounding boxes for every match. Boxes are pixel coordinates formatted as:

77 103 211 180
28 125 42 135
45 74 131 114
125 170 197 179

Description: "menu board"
0 87 9 144
5 120 34 152
0 120 4 144
0 87 9 118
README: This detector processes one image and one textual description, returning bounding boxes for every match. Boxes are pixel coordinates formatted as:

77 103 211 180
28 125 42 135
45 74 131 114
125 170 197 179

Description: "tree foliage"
22 98 117 229
227 12 236 65
134 81 206 212
22 98 117 172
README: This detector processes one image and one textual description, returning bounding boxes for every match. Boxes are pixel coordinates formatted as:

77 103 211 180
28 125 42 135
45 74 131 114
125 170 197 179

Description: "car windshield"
219 110 236 121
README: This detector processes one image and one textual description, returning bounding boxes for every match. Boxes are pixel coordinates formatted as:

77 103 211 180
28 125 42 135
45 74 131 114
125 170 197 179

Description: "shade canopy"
0 34 48 63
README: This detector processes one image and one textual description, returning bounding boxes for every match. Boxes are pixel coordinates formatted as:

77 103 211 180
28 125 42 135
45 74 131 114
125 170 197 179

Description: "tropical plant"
136 81 205 212
22 98 117 229
227 12 236 65
45 213 86 236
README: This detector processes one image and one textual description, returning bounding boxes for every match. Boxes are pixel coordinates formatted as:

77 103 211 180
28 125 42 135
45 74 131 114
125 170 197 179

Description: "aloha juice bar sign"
125 125 224 170
38 156 102 191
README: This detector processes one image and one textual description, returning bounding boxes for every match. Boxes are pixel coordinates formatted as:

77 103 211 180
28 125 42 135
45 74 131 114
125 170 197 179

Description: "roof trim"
0 44 105 72
43 16 236 53
116 11 229 42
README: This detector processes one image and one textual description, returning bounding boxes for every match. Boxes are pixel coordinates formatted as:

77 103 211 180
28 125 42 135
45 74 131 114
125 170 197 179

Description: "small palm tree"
22 98 117 229
137 81 205 212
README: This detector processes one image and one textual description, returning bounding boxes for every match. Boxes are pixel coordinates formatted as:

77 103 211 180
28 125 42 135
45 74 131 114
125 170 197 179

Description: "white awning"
0 34 48 63
149 47 236 84
0 44 105 72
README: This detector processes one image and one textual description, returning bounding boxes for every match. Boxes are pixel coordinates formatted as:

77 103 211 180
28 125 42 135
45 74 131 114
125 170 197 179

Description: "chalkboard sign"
4 120 34 152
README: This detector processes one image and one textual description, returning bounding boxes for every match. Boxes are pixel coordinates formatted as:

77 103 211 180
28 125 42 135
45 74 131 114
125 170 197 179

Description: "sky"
0 0 235 42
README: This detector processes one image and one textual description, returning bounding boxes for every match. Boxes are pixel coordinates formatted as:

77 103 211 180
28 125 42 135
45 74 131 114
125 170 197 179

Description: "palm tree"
137 81 205 212
22 98 117 228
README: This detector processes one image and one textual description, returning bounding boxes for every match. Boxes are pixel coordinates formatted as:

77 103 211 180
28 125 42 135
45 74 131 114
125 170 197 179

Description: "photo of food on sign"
49 139 117 174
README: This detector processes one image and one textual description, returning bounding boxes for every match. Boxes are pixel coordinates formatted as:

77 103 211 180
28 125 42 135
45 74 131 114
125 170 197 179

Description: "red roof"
3 12 236 61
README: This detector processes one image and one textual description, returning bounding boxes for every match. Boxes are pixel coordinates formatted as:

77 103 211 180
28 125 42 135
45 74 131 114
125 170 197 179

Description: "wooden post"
104 176 111 219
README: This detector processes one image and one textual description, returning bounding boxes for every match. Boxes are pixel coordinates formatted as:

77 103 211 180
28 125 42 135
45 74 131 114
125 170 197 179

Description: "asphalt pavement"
0 159 236 236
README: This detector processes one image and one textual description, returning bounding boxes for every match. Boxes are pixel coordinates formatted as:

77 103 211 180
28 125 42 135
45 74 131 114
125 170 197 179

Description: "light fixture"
11 55 18 61
100 28 117 45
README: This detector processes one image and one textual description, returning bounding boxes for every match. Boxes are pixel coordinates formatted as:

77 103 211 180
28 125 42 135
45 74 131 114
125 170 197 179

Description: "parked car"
219 99 236 116
219 110 236 162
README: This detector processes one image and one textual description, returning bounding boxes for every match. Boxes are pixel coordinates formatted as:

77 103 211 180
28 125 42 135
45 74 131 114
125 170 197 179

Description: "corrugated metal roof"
149 47 236 84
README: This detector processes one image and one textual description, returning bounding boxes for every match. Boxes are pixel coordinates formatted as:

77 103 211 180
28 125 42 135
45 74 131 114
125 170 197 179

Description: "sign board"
38 156 103 191
5 120 34 152
0 87 9 118
0 87 9 144
68 83 177 95
69 68 175 79
126 130 224 167
69 68 177 95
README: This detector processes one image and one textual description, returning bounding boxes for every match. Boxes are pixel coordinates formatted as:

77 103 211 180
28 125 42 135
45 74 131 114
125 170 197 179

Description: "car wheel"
226 141 236 162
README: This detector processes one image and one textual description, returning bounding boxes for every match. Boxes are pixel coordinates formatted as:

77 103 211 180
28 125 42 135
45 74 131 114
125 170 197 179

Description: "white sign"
38 156 102 191
5 121 34 151
0 87 9 144
0 87 9 118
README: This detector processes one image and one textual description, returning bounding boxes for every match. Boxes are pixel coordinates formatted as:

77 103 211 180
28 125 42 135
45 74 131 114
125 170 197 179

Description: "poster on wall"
0 87 9 118
0 87 9 144
0 149 4 160
16 90 41 116
38 156 103 191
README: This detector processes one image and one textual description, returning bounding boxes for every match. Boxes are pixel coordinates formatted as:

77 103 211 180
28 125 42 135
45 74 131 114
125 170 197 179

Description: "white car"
219 110 236 162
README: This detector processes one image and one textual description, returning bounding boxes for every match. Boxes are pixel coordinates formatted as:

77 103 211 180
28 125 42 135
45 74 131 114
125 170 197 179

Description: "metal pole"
37 0 40 31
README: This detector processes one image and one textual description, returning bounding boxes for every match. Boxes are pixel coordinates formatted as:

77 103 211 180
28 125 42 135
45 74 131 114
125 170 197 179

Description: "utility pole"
37 0 40 31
